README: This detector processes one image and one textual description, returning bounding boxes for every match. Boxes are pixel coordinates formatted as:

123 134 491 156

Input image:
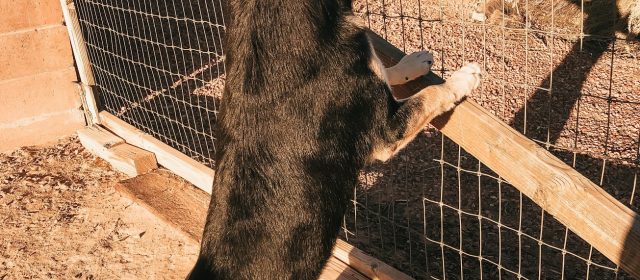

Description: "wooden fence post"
60 0 100 125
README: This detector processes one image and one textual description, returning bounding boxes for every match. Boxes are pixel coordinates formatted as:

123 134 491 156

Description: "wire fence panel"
343 0 639 279
75 0 226 168
73 0 639 279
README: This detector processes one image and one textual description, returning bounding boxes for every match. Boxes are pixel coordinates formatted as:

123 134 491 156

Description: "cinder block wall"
0 0 84 152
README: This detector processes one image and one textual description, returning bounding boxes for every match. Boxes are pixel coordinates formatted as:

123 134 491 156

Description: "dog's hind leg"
371 63 482 162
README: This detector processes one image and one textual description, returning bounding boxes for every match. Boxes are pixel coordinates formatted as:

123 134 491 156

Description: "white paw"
394 51 434 82
446 62 482 100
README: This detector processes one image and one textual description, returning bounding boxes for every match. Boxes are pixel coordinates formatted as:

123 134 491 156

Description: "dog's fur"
187 1 480 279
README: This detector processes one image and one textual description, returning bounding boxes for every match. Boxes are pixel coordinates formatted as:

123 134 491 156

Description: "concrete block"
0 25 73 81
0 0 63 33
0 67 80 123
0 109 84 152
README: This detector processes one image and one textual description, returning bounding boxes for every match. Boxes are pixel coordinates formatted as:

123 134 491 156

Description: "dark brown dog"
188 1 481 279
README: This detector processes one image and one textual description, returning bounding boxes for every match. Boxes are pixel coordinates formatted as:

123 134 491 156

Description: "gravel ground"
0 137 199 279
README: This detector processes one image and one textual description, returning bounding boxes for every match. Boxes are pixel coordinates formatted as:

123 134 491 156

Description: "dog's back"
188 1 387 279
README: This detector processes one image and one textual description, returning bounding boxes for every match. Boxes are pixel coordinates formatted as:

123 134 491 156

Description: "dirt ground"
0 137 199 279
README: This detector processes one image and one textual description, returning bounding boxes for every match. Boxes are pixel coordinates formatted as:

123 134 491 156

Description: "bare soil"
0 137 198 279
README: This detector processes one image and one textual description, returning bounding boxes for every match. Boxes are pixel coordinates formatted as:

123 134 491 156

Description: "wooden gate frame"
60 0 640 277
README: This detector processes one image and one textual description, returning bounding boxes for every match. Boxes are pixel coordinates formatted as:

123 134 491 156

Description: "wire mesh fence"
75 0 226 168
73 0 639 279
343 0 639 279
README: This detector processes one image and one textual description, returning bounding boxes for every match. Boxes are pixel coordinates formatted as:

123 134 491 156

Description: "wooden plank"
433 101 640 278
78 126 158 177
115 169 398 280
61 2 95 85
369 31 640 278
99 111 215 193
78 126 125 149
60 0 100 125
318 257 370 280
114 169 209 241
106 144 158 177
332 240 413 280
0 25 74 81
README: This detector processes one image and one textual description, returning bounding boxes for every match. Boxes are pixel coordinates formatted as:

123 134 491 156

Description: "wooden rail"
77 126 158 177
368 31 640 278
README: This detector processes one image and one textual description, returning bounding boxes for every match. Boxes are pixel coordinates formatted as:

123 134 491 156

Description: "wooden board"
114 169 209 241
115 169 405 280
100 111 215 193
318 257 370 280
368 31 640 279
60 0 100 124
333 239 413 280
60 2 94 85
78 126 157 177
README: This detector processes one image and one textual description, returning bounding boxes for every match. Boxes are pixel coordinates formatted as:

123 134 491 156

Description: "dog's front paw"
446 62 482 100
392 51 434 83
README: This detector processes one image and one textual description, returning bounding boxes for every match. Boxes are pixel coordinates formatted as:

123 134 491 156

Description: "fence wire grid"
76 0 226 168
74 0 640 279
